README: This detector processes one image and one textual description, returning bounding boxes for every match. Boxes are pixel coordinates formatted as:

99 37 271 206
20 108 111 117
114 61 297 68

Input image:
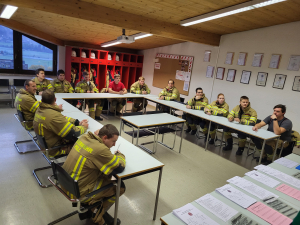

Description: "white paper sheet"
176 70 184 80
173 203 219 225
245 170 281 188
195 194 238 222
183 81 189 91
227 176 278 200
274 158 299 169
216 184 257 209
254 165 300 189
184 72 191 81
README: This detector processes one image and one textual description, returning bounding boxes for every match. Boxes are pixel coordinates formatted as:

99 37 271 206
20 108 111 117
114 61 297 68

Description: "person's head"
273 104 286 118
114 74 120 84
24 80 37 95
168 79 174 89
195 88 204 97
217 93 225 104
138 76 145 86
83 71 89 82
42 89 56 105
57 69 65 81
240 96 249 108
98 124 119 148
36 68 45 80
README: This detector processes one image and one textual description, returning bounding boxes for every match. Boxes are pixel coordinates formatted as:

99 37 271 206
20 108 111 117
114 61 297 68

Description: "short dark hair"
35 68 45 75
196 87 203 93
240 96 249 101
24 79 34 88
98 124 119 139
168 79 174 84
42 90 55 104
83 71 89 77
57 69 65 76
274 104 286 113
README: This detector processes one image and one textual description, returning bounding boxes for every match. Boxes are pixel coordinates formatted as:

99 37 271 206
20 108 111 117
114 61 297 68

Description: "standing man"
62 124 126 225
76 72 103 121
223 96 257 155
108 74 127 115
251 104 292 163
33 90 88 157
51 69 74 93
15 80 39 130
184 88 208 135
130 76 151 112
32 68 54 95
158 79 180 113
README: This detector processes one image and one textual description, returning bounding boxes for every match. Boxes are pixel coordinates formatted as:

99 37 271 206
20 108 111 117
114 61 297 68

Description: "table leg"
142 98 145 114
155 104 158 111
153 167 163 220
154 127 158 153
179 122 184 153
119 120 122 136
136 128 140 146
82 99 85 112
272 137 280 162
113 177 121 225
123 98 127 114
258 140 266 164
219 129 225 151
204 121 212 151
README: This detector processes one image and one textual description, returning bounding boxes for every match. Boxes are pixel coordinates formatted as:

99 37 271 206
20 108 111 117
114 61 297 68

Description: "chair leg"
33 166 53 188
48 210 78 225
14 139 40 154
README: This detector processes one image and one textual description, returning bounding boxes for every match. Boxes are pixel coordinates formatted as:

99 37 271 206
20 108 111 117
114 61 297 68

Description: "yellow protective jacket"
292 130 300 146
187 94 209 110
130 81 151 94
32 77 53 93
62 132 126 201
33 102 87 157
205 101 229 117
51 78 74 93
75 81 99 93
228 103 257 125
158 86 180 101
15 89 39 130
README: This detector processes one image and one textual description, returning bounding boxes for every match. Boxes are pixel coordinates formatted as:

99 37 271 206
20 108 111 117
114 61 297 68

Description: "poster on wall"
225 52 234 65
226 69 236 82
240 70 251 84
154 62 161 69
269 54 281 69
252 53 264 67
272 74 287 89
256 72 268 87
237 52 247 66
203 50 211 62
287 55 300 71
206 66 214 78
292 76 300 92
216 67 225 80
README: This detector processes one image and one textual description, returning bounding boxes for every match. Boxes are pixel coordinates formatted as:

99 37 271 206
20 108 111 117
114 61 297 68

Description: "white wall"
141 21 300 131
57 46 66 71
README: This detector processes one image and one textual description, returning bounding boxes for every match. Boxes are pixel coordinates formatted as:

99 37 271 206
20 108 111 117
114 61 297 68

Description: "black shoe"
236 147 244 155
185 126 192 133
95 116 103 121
256 156 268 163
208 139 215 145
78 210 93 220
103 212 121 225
223 145 232 151
116 112 122 116
108 111 115 116
191 130 196 135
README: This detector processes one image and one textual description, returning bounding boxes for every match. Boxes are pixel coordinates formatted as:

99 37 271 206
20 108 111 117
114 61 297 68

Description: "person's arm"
271 114 290 135
240 110 257 125
22 97 39 114
227 106 238 122
47 80 54 91
158 88 167 97
204 104 212 114
130 84 140 94
252 121 267 131
108 88 120 94
75 82 84 93
145 85 151 94
122 88 127 94
164 88 179 101
68 85 74 93
91 82 99 93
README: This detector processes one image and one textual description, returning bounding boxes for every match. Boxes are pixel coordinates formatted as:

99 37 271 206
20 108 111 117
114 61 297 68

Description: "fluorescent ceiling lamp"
133 33 153 40
101 41 121 48
0 5 18 19
180 0 286 26
101 32 152 47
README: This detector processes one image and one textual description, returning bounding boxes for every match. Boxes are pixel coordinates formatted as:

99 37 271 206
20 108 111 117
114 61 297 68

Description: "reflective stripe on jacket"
32 77 53 93
51 78 74 93
228 103 257 125
75 81 99 93
205 101 229 117
158 86 180 101
130 81 151 94
187 94 209 110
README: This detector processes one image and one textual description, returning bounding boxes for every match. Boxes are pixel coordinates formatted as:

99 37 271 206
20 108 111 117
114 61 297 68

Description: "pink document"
276 183 300 200
247 202 292 225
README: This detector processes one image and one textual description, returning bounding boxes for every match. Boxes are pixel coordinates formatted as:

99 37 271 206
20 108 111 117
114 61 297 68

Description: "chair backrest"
256 119 262 124
35 133 48 150
51 161 81 199
122 112 143 117
0 79 9 87
180 97 185 103
13 79 27 87
17 109 25 122
146 111 164 115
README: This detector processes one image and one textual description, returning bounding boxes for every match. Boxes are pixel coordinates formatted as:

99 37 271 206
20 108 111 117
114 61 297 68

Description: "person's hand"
142 91 147 94
234 118 240 122
79 119 88 125
252 126 258 131
58 104 63 110
119 90 124 95
206 111 211 115
186 105 191 109
195 95 201 100
228 117 233 122
114 150 121 154
159 96 164 100
271 113 277 120
87 91 91 93
81 120 89 128
39 91 43 96
94 129 99 136
90 91 94 93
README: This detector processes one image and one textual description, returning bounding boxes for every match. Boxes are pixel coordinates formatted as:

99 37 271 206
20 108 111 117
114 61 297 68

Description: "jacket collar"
19 88 35 98
54 78 65 84
33 77 46 85
87 131 104 144
39 102 63 112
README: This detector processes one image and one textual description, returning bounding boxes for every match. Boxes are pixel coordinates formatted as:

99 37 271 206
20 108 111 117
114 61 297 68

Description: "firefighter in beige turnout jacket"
130 77 151 112
15 80 39 130
158 79 180 112
62 125 125 225
51 70 74 93
32 68 53 95
223 96 257 155
184 88 208 135
33 90 88 157
204 93 229 144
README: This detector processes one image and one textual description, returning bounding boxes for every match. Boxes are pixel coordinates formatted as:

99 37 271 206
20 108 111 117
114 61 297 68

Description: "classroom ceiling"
0 0 300 50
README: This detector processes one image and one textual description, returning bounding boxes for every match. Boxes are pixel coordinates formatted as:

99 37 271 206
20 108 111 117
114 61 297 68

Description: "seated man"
251 104 292 163
33 90 88 157
32 68 54 95
15 80 39 130
51 69 74 93
130 76 151 112
204 93 229 144
223 96 257 155
184 87 208 135
76 72 103 121
158 79 180 112
108 74 127 115
62 124 126 225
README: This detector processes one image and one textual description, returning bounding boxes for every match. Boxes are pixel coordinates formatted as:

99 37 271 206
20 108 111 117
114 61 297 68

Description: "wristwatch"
273 118 278 121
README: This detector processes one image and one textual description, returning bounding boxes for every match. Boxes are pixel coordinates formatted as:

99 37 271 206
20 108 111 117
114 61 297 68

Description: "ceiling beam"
0 18 64 45
0 0 221 46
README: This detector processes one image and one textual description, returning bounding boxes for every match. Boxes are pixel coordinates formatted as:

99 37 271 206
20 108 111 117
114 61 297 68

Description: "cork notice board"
153 53 194 96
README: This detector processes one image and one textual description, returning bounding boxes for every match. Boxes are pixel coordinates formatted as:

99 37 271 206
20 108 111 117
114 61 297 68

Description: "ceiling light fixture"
180 0 286 26
132 33 153 40
0 5 18 19
101 41 122 48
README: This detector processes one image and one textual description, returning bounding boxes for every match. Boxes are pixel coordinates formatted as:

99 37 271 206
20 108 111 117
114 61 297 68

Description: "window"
0 26 14 69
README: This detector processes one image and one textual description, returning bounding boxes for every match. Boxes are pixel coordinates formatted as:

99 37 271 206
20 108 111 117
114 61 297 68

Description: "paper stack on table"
274 158 299 168
245 170 281 188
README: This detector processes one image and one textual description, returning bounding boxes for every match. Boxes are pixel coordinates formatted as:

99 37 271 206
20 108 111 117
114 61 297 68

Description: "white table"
35 95 80 113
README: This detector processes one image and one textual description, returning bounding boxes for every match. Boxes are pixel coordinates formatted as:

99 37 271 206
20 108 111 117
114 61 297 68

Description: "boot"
236 147 244 155
223 138 233 151
185 126 191 133
191 129 197 135
208 139 215 145
95 116 103 121
103 212 121 225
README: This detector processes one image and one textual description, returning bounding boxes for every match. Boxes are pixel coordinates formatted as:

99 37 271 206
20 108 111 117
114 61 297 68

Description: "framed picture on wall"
252 53 264 67
237 52 247 66
287 55 300 71
256 72 268 87
203 50 211 62
269 54 281 69
292 76 300 92
240 70 251 84
272 74 287 89
206 65 214 78
216 67 225 80
225 52 234 65
226 69 236 82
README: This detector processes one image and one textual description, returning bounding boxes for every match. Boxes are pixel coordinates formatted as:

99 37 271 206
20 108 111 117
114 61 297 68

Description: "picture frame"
252 53 264 67
287 55 300 71
256 72 268 87
292 76 300 92
226 69 236 82
269 54 281 69
216 67 225 80
272 74 287 89
203 50 211 62
206 65 214 78
237 52 247 66
240 70 251 84
225 52 234 65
